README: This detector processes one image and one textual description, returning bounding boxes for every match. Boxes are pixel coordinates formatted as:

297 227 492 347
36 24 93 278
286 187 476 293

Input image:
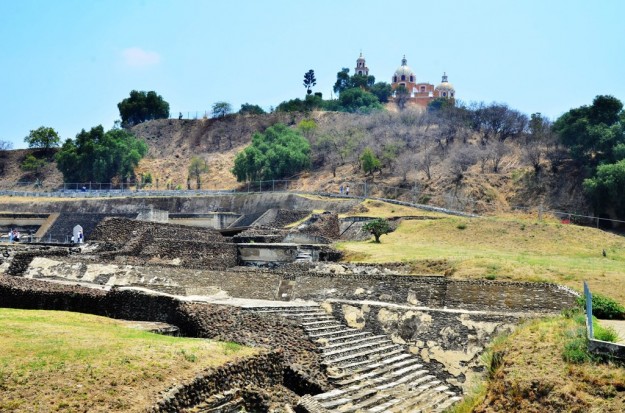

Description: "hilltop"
0 110 591 218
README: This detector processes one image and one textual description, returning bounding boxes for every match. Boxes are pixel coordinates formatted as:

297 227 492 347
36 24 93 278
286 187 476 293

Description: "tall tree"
370 82 392 103
55 125 148 183
188 156 209 189
333 68 351 95
303 69 317 95
232 123 310 181
553 95 624 164
117 90 170 127
212 101 232 118
24 126 60 156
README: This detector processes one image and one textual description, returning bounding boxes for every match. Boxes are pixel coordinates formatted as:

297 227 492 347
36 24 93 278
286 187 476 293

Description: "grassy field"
0 308 257 412
338 211 625 304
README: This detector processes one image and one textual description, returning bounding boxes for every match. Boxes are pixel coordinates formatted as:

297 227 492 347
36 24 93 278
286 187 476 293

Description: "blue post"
584 281 594 338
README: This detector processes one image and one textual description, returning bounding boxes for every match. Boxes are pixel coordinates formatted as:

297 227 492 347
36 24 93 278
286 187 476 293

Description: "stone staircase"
252 306 462 412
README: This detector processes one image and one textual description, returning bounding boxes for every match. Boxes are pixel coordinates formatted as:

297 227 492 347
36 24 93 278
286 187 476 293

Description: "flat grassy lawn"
0 308 257 412
338 215 625 303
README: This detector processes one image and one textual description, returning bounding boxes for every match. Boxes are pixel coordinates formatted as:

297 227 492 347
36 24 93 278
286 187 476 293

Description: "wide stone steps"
247 305 461 413
326 344 404 366
333 348 406 372
323 338 393 360
309 327 367 340
318 368 431 410
336 357 421 386
321 335 389 353
315 331 373 344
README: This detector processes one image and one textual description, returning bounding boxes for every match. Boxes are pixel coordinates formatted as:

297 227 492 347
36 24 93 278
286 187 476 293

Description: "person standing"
346 185 350 196
8 229 13 243
78 230 83 243
339 185 343 195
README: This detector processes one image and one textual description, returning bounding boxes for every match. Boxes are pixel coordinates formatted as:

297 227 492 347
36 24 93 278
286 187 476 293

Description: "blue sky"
1 0 624 149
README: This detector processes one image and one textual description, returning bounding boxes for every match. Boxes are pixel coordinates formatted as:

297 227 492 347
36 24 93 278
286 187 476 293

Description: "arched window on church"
401 75 406 81
442 92 447 97
420 86 425 92
451 92 454 97
410 76 414 82
393 76 397 82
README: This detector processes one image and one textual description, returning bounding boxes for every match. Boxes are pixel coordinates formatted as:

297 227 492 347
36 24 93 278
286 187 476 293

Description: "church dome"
435 72 455 92
393 56 415 83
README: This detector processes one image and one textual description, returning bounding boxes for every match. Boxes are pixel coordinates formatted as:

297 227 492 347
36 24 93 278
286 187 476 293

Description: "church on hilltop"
355 53 455 108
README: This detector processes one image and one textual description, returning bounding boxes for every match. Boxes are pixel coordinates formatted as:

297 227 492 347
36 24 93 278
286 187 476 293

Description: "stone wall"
150 351 289 412
0 275 329 395
285 269 578 313
298 212 340 240
90 217 237 269
19 259 578 314
6 248 69 276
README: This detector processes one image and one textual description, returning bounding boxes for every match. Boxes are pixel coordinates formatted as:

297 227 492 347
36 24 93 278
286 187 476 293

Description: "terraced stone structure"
0 195 580 412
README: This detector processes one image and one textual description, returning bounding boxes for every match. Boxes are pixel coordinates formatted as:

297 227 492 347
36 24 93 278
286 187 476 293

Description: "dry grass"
338 213 625 303
0 308 257 412
472 316 625 413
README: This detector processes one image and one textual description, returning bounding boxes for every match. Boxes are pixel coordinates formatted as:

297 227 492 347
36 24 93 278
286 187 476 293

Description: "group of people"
339 185 350 196
8 229 20 243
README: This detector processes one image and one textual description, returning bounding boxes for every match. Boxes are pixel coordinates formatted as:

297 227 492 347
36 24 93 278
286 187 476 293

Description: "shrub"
577 293 625 320
457 223 467 230
594 324 619 342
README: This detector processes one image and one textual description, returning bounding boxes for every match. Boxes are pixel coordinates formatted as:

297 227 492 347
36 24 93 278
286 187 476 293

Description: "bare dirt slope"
0 112 589 216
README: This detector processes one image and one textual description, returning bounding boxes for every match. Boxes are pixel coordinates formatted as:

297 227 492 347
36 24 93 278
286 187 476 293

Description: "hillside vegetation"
0 109 590 217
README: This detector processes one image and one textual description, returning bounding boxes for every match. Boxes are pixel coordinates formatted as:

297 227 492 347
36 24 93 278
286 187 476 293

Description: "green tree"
276 95 323 113
24 126 60 155
303 69 317 95
212 101 232 118
117 90 170 127
362 218 392 243
370 82 392 103
360 147 381 175
188 156 209 189
239 103 266 115
55 125 148 183
350 74 375 90
427 97 454 112
232 123 311 181
21 154 46 176
333 68 351 95
338 88 382 113
583 159 625 215
553 95 624 164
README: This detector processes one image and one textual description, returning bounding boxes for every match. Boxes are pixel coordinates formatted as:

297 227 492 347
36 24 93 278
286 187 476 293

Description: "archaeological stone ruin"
0 193 579 412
